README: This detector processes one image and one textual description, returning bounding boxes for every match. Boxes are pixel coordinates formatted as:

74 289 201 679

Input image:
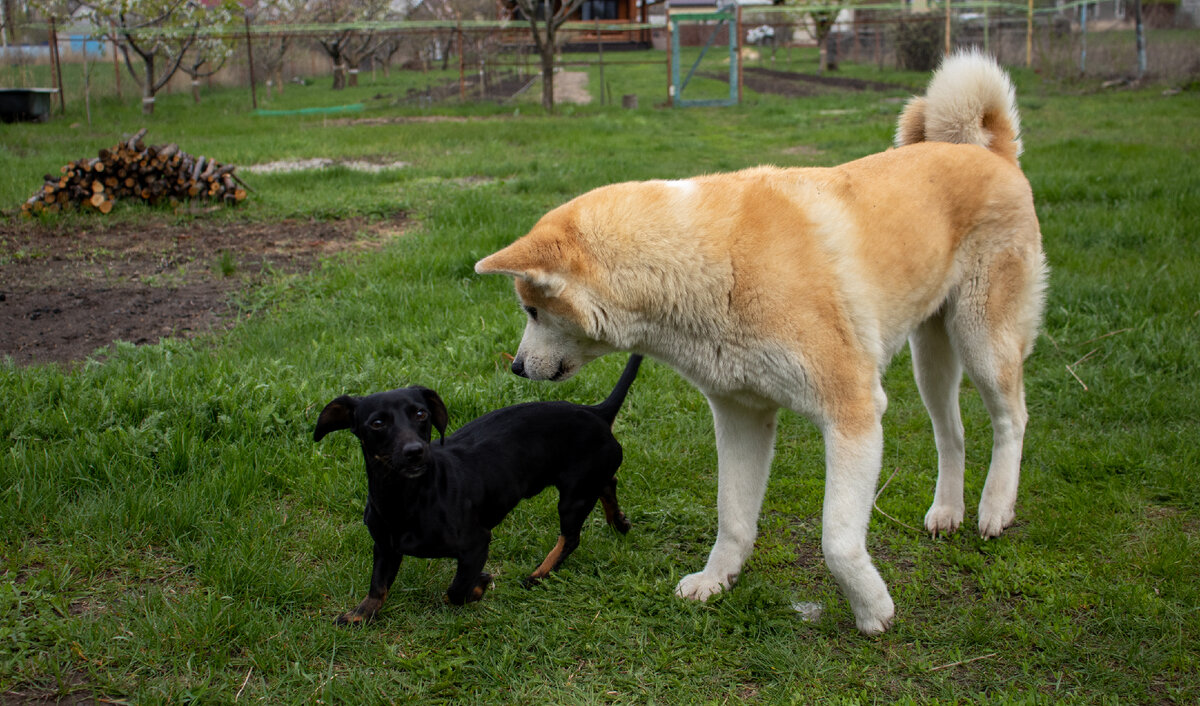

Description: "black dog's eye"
524 306 538 321
368 418 386 430
414 410 429 422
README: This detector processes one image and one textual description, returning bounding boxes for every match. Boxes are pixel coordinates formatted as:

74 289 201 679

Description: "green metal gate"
668 7 741 108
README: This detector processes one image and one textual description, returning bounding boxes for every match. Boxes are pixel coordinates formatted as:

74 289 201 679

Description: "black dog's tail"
590 354 643 425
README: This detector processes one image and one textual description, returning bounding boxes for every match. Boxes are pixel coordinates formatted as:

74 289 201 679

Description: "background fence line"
3 4 1195 117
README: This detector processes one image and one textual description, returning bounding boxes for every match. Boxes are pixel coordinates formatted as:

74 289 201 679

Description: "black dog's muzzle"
398 441 428 478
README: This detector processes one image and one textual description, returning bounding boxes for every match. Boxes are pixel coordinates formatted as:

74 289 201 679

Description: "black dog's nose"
402 442 425 460
511 357 527 377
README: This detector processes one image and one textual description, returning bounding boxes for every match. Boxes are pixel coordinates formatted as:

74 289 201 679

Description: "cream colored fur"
475 52 1047 635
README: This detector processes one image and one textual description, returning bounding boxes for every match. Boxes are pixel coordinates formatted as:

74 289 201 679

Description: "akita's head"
475 209 615 381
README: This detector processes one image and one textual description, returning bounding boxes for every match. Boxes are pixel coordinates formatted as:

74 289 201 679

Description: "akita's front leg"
675 395 778 602
822 419 895 635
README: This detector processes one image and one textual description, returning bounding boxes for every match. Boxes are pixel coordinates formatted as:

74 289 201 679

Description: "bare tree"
797 0 839 74
255 0 310 96
511 0 587 112
61 0 239 115
311 0 394 90
167 8 234 104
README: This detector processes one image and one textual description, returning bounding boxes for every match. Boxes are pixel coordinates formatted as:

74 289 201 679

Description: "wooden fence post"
244 12 258 109
49 16 66 113
945 0 952 56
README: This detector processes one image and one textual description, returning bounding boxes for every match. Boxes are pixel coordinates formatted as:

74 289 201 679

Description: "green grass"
2 51 1199 703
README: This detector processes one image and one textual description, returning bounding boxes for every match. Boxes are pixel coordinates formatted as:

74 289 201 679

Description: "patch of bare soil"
0 214 409 366
709 67 915 97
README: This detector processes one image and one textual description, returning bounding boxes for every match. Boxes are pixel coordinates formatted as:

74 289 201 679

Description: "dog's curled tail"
894 50 1022 165
591 354 644 424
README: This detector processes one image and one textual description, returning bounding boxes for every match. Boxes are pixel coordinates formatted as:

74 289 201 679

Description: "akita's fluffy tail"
894 51 1022 165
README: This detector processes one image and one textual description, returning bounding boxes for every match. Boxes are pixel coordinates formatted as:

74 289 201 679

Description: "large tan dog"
475 52 1047 635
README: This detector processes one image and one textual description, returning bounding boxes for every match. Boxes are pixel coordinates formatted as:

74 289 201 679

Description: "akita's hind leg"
910 314 967 537
950 248 1045 538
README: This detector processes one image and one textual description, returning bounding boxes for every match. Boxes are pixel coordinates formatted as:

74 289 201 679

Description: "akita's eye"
368 418 386 430
524 306 538 321
414 410 429 422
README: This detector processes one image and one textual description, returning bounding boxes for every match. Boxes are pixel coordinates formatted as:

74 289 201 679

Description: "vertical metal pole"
244 12 258 109
1026 0 1033 67
457 19 465 101
1134 0 1146 79
667 13 676 107
1079 2 1087 73
736 5 743 105
597 18 605 106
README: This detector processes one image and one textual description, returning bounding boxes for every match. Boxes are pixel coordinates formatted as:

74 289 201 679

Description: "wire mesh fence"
2 3 1196 120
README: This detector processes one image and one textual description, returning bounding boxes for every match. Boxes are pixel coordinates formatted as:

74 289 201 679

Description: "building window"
582 0 620 20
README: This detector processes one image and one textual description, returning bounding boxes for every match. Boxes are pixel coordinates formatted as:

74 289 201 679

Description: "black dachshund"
314 355 642 624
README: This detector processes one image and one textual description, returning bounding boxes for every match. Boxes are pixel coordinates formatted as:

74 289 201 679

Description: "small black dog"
314 355 642 624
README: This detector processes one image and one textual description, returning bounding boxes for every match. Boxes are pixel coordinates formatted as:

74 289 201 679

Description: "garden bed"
0 214 409 365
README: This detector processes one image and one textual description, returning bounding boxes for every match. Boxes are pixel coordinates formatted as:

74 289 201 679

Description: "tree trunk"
141 55 156 115
332 61 346 90
539 44 555 112
191 78 200 104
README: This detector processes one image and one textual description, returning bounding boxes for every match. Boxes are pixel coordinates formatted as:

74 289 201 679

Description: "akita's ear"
475 241 536 278
475 242 568 297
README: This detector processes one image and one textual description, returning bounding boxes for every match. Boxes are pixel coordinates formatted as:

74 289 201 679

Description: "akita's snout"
510 351 576 382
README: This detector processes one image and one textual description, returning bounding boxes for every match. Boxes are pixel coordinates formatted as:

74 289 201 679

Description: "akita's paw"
855 609 895 637
978 506 1015 539
924 503 964 537
675 572 730 602
850 587 895 636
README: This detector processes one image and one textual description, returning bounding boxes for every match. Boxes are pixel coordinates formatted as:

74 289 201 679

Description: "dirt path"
0 215 408 366
555 71 593 105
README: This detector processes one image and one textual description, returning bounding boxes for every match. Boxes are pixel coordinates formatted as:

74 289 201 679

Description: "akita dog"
475 51 1047 635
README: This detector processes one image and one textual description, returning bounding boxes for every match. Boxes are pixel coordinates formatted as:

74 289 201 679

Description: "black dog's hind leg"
446 532 492 605
599 476 631 534
338 543 402 625
525 491 603 586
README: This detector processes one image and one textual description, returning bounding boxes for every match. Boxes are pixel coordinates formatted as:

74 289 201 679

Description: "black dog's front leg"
446 533 492 606
337 541 403 625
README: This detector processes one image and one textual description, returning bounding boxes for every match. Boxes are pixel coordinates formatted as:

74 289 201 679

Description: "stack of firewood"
21 128 248 216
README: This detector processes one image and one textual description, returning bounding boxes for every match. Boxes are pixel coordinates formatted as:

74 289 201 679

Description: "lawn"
2 50 1198 703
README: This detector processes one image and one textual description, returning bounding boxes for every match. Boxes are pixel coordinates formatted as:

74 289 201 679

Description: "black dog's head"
314 387 449 479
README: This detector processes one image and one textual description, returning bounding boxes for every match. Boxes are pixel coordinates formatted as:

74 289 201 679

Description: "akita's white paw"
978 504 1015 538
854 595 896 636
675 572 730 602
924 503 964 537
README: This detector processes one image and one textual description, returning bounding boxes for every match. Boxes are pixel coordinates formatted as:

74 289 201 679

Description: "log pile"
21 128 248 216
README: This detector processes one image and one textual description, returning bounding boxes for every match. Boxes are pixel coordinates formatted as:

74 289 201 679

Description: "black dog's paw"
613 512 632 534
335 597 382 626
468 573 492 603
446 574 492 606
335 610 369 626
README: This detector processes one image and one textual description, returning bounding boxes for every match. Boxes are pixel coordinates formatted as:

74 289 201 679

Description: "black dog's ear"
314 395 357 441
417 387 449 444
